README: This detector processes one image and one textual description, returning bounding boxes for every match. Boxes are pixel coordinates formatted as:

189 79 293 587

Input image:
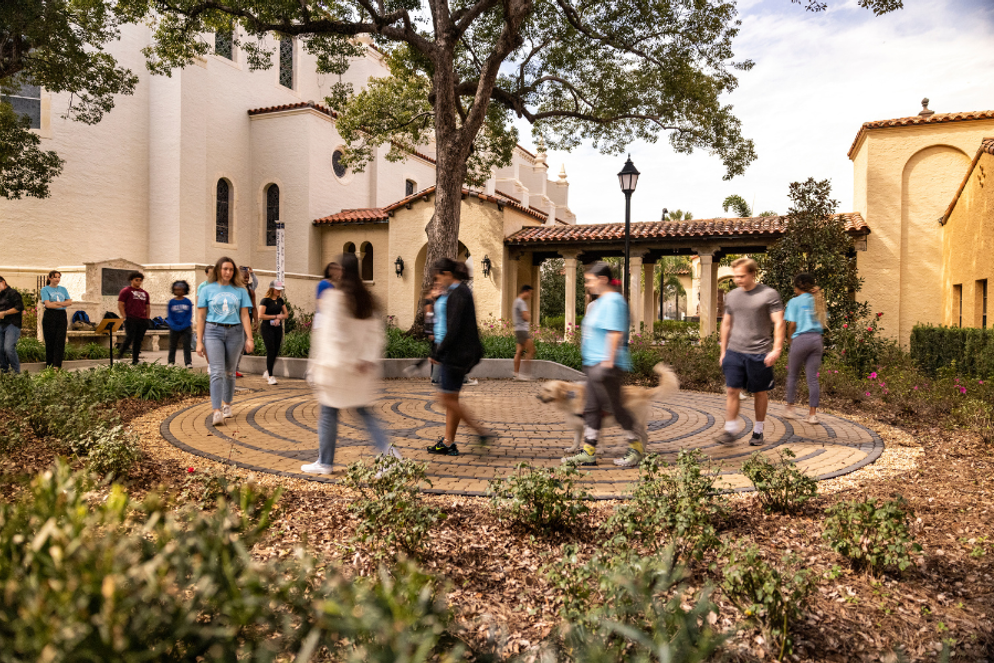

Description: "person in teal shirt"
40 270 73 368
564 262 640 468
783 272 827 424
196 257 255 426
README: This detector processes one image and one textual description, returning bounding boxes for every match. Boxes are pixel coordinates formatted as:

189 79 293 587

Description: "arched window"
344 242 356 255
405 179 416 197
279 37 294 88
360 242 373 281
265 184 279 247
215 179 230 243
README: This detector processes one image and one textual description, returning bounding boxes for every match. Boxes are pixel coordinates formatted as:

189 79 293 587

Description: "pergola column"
695 247 720 338
560 250 582 332
531 261 541 328
629 252 646 331
642 261 656 332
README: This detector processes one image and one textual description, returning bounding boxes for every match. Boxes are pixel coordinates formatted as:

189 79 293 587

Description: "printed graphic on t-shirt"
210 292 242 319
130 291 147 301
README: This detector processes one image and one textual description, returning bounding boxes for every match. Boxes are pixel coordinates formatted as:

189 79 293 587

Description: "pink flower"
817 372 820 377
979 380 985 385
877 312 883 317
843 324 848 329
879 382 886 387
868 372 878 380
958 386 967 395
865 392 871 397
955 378 960 383
833 370 838 374
867 327 874 332
914 386 919 390
187 467 195 473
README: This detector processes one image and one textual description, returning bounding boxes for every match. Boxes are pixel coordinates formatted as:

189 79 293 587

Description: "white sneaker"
464 378 479 386
806 414 820 425
784 405 797 419
267 375 277 385
739 391 749 400
403 364 422 377
301 462 334 475
212 410 224 426
263 370 269 379
185 364 193 370
222 405 233 418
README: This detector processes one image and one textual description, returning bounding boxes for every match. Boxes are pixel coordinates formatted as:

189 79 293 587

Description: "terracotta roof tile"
941 137 994 225
313 185 560 226
248 101 338 118
848 110 994 158
505 213 868 245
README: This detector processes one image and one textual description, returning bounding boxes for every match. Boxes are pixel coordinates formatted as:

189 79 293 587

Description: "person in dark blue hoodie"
166 280 194 368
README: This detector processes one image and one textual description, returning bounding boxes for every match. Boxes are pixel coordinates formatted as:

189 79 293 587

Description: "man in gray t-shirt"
513 285 535 380
716 258 785 447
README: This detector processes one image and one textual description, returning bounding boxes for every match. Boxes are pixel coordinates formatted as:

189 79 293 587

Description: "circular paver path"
162 376 883 498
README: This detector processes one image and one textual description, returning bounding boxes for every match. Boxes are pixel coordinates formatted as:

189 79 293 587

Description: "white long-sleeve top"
308 289 385 409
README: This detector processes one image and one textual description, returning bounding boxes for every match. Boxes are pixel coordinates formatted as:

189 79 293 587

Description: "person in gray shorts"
716 257 785 447
513 285 535 380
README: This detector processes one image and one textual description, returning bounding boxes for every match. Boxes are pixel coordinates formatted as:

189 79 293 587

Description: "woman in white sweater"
302 253 400 475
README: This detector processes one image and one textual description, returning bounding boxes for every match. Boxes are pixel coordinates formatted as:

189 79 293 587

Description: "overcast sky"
524 0 994 224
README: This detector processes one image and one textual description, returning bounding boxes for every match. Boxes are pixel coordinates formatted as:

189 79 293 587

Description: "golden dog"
537 363 680 453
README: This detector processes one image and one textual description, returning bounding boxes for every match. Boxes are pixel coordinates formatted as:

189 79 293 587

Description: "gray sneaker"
715 430 737 445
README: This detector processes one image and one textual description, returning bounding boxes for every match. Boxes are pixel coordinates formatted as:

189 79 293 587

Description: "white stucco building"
0 24 574 314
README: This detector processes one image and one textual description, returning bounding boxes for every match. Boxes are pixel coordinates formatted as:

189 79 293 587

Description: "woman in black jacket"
426 258 493 456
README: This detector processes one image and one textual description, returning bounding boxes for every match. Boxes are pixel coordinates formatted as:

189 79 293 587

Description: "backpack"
72 310 91 325
151 316 168 330
102 311 120 320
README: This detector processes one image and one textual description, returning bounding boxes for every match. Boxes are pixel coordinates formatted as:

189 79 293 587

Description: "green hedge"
910 324 994 378
16 337 111 363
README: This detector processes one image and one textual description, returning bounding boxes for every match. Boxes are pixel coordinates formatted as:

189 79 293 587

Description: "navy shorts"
722 349 775 393
438 364 467 394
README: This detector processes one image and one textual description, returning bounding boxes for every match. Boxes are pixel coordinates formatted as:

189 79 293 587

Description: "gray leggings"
582 364 636 440
786 332 823 408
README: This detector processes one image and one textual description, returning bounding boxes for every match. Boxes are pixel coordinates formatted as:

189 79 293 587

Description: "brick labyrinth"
162 376 883 498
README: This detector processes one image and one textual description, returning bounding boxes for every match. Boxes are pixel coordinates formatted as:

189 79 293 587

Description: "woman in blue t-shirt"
40 270 73 368
196 257 255 427
783 273 827 424
563 262 639 468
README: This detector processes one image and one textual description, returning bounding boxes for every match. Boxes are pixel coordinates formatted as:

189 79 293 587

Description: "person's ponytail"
811 286 828 328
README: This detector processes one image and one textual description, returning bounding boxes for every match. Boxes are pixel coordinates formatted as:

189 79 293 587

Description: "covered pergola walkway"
504 213 869 338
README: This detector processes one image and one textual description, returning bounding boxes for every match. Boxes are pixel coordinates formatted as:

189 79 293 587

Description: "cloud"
531 0 994 224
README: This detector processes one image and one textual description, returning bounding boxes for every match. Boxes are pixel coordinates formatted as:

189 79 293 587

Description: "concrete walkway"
160 376 884 499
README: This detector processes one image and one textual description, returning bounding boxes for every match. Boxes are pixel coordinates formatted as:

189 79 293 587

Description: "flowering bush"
828 310 891 377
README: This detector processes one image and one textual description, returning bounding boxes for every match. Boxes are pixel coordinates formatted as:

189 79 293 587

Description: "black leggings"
42 309 67 368
582 364 636 442
260 323 283 375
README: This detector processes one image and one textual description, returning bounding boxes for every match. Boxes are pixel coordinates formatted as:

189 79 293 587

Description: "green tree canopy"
1 0 138 198
756 178 867 328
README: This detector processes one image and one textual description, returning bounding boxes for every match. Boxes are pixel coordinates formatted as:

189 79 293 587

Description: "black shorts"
722 349 775 393
438 364 467 394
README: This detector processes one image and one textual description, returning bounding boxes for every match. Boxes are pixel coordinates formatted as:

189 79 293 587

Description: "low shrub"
73 425 144 479
179 466 235 509
652 319 700 341
15 336 45 362
910 323 994 379
720 540 813 658
385 326 431 359
487 462 590 532
606 451 728 561
741 449 818 514
828 310 892 377
342 454 445 561
823 496 921 573
545 545 726 659
0 461 461 662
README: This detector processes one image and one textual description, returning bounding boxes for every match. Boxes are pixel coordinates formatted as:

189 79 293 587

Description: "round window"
332 149 347 179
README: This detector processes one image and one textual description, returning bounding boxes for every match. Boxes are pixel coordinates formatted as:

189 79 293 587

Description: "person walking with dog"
302 253 399 475
426 258 492 457
716 257 785 446
0 277 25 374
564 262 643 468
783 273 827 424
197 257 254 427
513 284 536 380
117 272 151 365
165 280 194 368
40 270 73 369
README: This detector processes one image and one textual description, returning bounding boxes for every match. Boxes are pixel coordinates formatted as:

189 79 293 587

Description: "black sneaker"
715 430 737 445
476 432 496 447
427 439 459 456
749 432 764 447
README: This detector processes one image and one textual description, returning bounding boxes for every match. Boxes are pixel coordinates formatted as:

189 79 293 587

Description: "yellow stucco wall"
851 119 994 345
317 195 543 329
941 151 994 328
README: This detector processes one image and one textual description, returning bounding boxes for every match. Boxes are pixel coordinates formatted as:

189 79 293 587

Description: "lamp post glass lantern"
394 256 404 277
618 156 640 301
481 255 492 278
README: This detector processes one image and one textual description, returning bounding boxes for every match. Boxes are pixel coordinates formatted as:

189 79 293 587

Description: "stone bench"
67 329 173 352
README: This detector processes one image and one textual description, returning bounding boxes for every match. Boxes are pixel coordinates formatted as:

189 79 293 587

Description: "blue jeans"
317 405 390 466
0 325 20 374
203 322 245 410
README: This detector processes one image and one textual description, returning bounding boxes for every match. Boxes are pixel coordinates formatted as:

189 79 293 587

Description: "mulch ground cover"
2 390 992 662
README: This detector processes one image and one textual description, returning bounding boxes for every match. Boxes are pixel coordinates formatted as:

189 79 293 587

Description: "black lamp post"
618 155 640 301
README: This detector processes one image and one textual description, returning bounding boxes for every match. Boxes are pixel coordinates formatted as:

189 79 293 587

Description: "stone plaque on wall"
101 268 134 296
